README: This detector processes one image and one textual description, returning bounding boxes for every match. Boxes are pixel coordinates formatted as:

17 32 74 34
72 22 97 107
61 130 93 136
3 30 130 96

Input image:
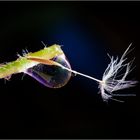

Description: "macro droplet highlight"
26 54 72 88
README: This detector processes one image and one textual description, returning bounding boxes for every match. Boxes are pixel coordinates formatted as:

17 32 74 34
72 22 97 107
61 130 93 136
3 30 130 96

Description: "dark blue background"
0 1 139 138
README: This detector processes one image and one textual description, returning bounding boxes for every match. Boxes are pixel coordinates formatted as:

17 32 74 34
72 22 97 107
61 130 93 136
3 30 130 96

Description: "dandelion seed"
0 43 138 102
98 43 138 101
48 43 138 102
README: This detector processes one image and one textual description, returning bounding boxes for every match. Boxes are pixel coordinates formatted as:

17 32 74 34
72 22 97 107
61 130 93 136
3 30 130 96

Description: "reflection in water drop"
26 54 72 88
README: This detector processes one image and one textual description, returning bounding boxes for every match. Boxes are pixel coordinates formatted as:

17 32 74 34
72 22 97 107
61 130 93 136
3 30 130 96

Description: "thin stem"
59 64 102 83
26 57 102 83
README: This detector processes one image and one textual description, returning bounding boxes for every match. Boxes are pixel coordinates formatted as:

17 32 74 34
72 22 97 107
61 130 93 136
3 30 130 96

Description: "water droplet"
26 54 72 88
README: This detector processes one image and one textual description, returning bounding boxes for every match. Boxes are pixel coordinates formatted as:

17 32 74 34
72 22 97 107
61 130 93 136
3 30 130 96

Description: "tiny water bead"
26 54 72 88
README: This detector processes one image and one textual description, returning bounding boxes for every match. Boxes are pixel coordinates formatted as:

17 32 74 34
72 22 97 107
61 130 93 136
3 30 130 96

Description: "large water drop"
26 54 72 88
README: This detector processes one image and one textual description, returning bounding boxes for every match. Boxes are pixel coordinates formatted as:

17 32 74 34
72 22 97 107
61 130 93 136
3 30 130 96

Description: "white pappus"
58 43 138 102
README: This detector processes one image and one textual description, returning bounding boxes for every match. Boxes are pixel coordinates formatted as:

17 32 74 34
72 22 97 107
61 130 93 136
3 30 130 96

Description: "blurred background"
0 1 139 138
